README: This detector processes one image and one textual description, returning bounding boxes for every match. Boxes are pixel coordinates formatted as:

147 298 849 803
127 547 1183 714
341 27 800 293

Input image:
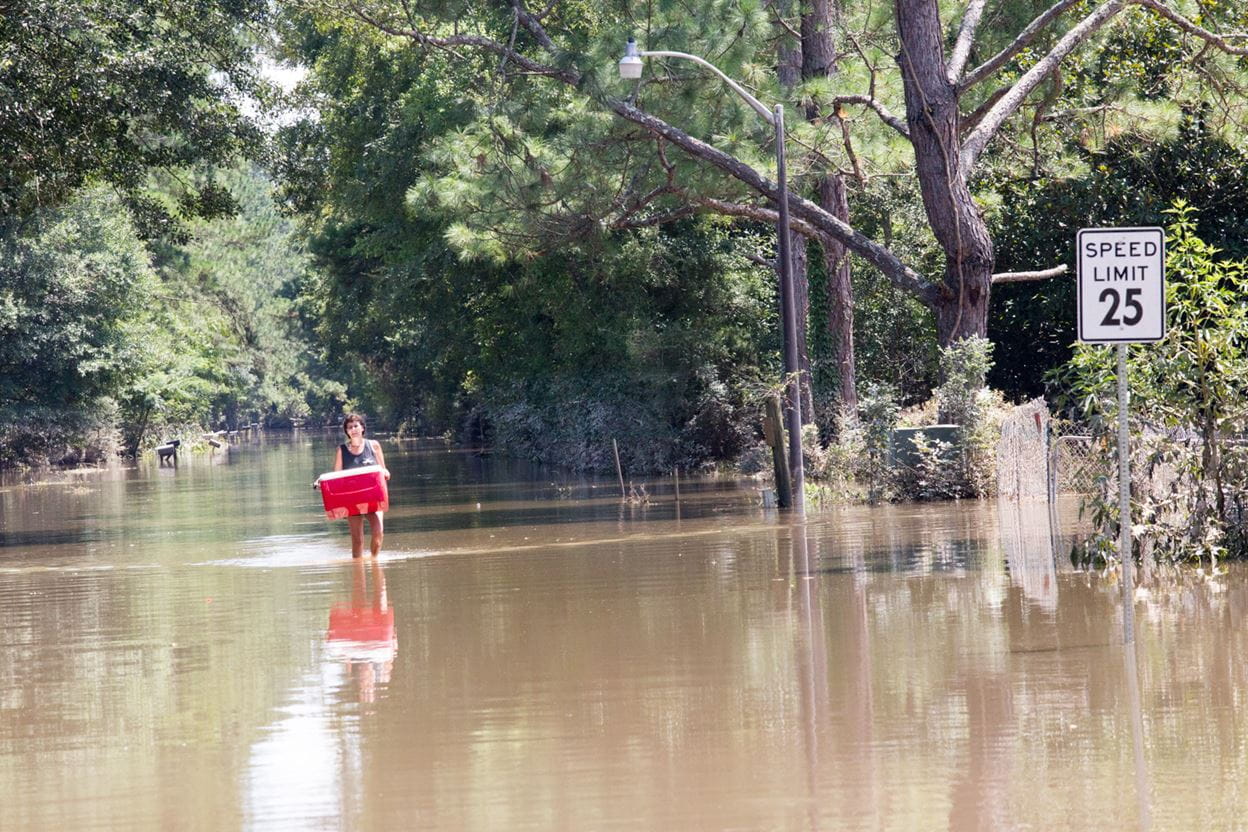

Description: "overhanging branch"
961 0 1082 90
832 95 910 138
608 98 939 303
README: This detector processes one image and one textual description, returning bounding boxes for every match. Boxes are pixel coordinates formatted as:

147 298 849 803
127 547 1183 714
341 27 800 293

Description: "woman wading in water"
334 412 390 558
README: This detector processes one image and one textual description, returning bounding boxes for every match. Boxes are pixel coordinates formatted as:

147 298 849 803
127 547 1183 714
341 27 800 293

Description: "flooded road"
1 434 1246 830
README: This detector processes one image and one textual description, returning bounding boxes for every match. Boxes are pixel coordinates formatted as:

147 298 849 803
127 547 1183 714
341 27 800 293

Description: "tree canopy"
0 0 270 233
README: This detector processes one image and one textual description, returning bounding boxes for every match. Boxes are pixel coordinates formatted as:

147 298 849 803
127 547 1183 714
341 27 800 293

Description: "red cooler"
318 464 389 519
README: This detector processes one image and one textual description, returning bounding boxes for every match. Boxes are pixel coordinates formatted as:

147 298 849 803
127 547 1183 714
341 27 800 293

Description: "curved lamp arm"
620 39 775 126
640 50 775 126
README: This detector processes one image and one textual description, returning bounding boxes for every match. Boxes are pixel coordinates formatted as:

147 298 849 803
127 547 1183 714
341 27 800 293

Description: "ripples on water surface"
1 435 1246 830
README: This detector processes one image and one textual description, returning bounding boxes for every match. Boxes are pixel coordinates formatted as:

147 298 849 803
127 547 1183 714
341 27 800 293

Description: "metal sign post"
1115 343 1134 643
1077 227 1165 644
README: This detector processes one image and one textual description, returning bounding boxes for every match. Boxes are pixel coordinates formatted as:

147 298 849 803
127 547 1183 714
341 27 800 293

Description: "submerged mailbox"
317 464 389 519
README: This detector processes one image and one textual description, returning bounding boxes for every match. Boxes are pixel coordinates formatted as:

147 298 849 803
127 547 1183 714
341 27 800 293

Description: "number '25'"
1099 287 1143 327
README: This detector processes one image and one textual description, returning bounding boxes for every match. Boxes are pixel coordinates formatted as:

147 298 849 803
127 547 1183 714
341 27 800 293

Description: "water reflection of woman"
326 559 397 704
333 412 390 558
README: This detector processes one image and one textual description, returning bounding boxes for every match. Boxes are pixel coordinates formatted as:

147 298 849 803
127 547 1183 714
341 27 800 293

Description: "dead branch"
991 264 1068 284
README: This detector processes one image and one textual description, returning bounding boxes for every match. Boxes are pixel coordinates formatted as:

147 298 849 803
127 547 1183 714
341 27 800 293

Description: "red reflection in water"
326 559 396 703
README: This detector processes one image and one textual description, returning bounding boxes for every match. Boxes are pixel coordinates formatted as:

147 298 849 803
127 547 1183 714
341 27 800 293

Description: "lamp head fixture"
618 37 643 80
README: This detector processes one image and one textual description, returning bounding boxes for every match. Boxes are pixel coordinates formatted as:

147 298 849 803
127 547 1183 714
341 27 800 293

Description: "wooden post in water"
612 439 626 499
673 466 680 503
764 395 793 508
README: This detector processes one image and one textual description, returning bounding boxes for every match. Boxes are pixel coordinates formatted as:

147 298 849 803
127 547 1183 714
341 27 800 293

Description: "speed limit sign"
1077 227 1166 343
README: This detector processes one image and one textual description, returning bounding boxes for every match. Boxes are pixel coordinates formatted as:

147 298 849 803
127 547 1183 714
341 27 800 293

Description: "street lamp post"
619 38 805 511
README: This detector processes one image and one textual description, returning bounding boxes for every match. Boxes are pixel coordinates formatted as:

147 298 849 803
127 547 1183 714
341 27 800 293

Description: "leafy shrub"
907 432 963 501
0 403 120 468
856 382 901 503
892 337 1002 500
478 369 750 474
736 440 772 476
1052 203 1248 565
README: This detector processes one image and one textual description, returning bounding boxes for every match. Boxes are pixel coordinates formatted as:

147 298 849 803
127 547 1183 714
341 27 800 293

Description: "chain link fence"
1049 433 1102 496
995 398 1049 499
995 400 1106 501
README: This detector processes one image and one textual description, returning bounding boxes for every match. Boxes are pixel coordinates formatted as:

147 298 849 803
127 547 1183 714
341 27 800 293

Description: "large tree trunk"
818 176 857 411
895 0 995 346
804 0 857 414
791 236 814 420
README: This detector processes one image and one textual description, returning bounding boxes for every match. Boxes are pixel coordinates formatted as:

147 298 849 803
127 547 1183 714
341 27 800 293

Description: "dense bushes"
1054 205 1248 564
802 338 1004 503
0 173 347 468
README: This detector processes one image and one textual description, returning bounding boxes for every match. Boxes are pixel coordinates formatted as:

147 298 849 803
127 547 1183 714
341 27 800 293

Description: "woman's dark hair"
342 412 366 435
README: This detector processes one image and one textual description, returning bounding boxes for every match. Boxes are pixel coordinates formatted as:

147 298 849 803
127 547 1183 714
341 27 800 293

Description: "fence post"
764 395 793 508
1047 422 1061 553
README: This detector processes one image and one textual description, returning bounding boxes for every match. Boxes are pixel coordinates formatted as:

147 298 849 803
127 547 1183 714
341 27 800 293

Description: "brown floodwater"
1 434 1246 830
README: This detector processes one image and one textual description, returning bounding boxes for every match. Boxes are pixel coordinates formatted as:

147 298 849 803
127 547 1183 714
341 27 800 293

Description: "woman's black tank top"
340 441 378 469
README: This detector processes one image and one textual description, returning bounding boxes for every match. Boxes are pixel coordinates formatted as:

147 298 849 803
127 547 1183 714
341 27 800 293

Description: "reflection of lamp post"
620 37 804 510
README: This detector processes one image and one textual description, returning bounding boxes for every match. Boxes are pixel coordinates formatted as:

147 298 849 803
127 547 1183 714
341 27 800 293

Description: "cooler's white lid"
318 464 385 481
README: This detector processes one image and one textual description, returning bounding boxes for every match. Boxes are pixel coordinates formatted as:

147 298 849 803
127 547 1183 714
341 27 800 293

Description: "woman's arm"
333 446 344 472
372 440 390 480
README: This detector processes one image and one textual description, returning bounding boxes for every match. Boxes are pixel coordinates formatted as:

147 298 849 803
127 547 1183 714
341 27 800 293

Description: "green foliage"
275 10 780 469
0 190 156 408
1052 204 1248 564
0 0 267 230
808 405 868 503
0 190 155 464
990 113 1248 399
937 336 994 426
935 337 1000 499
117 166 344 450
1094 10 1185 101
891 337 1000 501
835 178 941 404
905 432 963 502
0 168 347 466
856 382 901 504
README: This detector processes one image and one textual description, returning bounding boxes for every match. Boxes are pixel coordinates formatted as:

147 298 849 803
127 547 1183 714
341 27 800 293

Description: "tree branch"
693 195 827 242
768 5 802 41
1130 0 1248 55
509 0 558 52
610 205 697 229
606 100 938 303
961 0 1082 90
991 264 1068 284
833 94 910 138
961 0 1126 171
947 0 988 84
837 113 866 185
345 2 579 84
959 85 1009 134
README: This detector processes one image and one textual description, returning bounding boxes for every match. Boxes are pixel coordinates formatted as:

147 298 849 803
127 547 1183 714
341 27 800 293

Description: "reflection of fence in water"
997 499 1058 611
